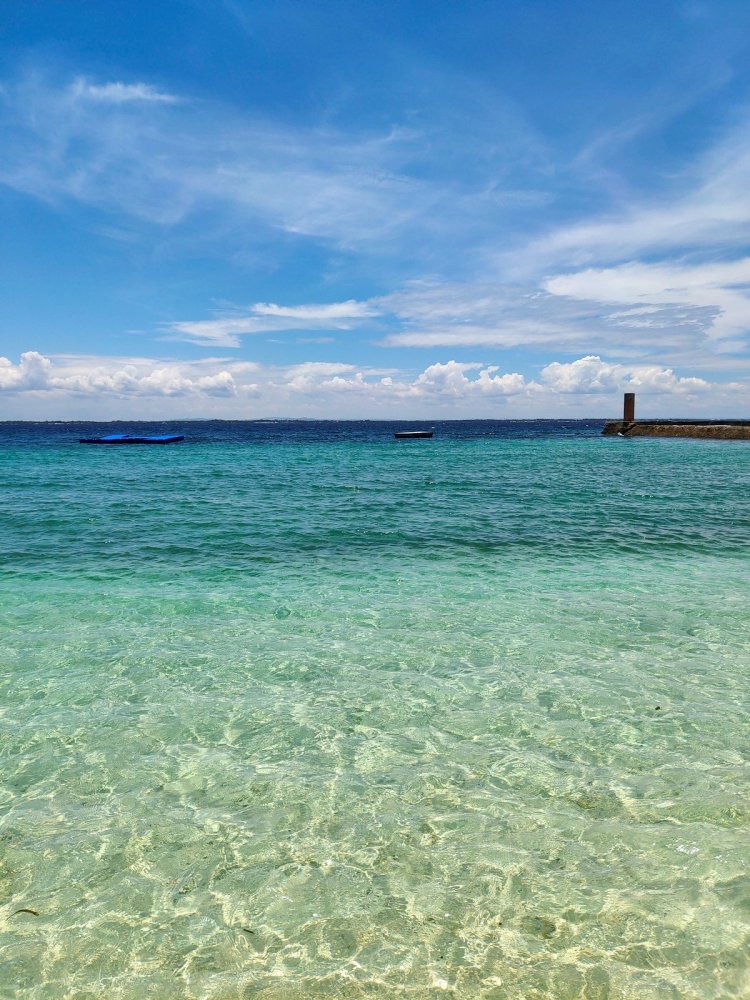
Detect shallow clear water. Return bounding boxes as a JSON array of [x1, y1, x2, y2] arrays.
[[1, 421, 749, 998]]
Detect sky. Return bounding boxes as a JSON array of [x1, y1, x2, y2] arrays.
[[2, 0, 750, 419]]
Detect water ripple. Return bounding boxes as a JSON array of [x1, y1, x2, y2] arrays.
[[1, 424, 749, 997]]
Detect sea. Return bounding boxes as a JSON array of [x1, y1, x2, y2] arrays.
[[1, 420, 748, 999]]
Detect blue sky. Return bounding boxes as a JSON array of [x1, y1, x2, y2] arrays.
[[2, 0, 750, 417]]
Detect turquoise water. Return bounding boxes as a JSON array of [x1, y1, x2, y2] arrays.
[[1, 421, 749, 999]]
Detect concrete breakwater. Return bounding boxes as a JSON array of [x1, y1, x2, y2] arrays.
[[602, 419, 750, 439], [602, 393, 750, 439]]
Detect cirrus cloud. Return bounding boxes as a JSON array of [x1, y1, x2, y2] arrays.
[[544, 258, 750, 350], [70, 78, 181, 104], [167, 299, 380, 347]]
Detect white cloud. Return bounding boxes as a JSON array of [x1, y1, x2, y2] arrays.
[[0, 64, 558, 264], [70, 78, 180, 104], [0, 351, 52, 390], [541, 355, 711, 395], [319, 372, 368, 392], [376, 282, 583, 349], [379, 320, 580, 349], [0, 353, 242, 399], [167, 299, 379, 347], [0, 70, 447, 244], [285, 362, 358, 392], [372, 249, 750, 358], [411, 361, 530, 397], [252, 301, 378, 321], [169, 258, 750, 364], [3, 66, 750, 389], [2, 352, 741, 420], [540, 356, 622, 394], [375, 277, 718, 357], [512, 115, 750, 272], [544, 258, 750, 348], [285, 362, 359, 378]]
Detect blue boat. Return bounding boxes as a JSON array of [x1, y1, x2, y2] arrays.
[[79, 434, 184, 445]]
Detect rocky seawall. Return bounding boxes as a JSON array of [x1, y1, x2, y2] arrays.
[[603, 421, 750, 439]]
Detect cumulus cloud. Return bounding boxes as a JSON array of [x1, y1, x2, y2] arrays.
[[3, 352, 740, 421], [411, 361, 529, 396], [541, 355, 711, 395], [0, 351, 52, 390], [267, 358, 533, 401], [0, 353, 240, 398], [285, 362, 359, 392]]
